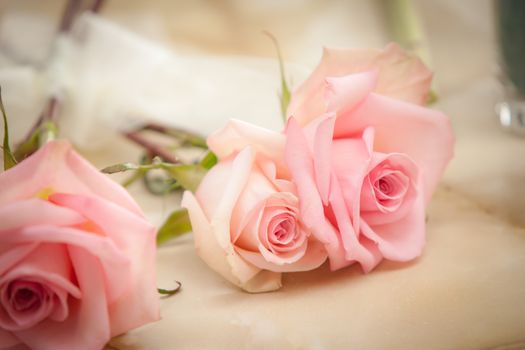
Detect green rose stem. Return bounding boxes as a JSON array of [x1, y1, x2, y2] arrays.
[[382, 0, 430, 63], [121, 123, 210, 190], [102, 156, 208, 193], [263, 31, 291, 121], [1, 87, 17, 170], [102, 148, 218, 244], [381, 0, 437, 104]]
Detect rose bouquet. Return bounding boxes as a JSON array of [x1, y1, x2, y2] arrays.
[[0, 6, 453, 347]]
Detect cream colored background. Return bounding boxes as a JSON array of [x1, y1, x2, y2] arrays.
[[1, 1, 524, 349]]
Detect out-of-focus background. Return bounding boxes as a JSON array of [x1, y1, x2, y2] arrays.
[[0, 0, 495, 95]]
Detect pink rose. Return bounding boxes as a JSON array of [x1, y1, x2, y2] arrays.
[[284, 44, 454, 271], [182, 120, 326, 292], [0, 141, 159, 350]]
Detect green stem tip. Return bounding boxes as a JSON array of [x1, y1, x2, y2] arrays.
[[158, 281, 182, 297], [0, 86, 18, 170]]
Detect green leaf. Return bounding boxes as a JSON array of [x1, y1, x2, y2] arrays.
[[158, 281, 182, 296], [200, 151, 218, 170], [157, 208, 192, 245], [13, 129, 40, 161], [163, 164, 207, 192], [0, 86, 17, 170], [263, 31, 291, 121]]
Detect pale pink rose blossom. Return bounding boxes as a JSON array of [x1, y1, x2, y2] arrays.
[[0, 140, 159, 350], [182, 120, 326, 293], [284, 44, 454, 272]]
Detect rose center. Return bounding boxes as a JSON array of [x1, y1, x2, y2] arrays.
[[13, 288, 40, 312], [272, 219, 295, 244], [372, 171, 409, 203], [377, 178, 391, 195], [8, 282, 43, 313]]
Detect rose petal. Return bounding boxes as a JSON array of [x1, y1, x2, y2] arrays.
[[0, 199, 85, 231], [324, 71, 378, 115], [285, 118, 338, 246], [334, 93, 454, 202], [236, 238, 327, 273], [313, 116, 336, 205], [195, 147, 255, 251], [207, 119, 288, 177], [48, 193, 159, 333], [0, 243, 39, 277], [330, 132, 373, 236], [287, 43, 432, 126], [234, 200, 265, 250], [257, 240, 307, 266], [328, 173, 382, 272], [0, 140, 143, 216], [230, 165, 278, 245], [288, 68, 377, 127], [360, 190, 426, 261]]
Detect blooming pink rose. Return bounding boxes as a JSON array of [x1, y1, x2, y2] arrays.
[[284, 44, 454, 272], [182, 120, 326, 293], [0, 141, 159, 350]]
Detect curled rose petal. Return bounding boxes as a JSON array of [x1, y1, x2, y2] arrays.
[[207, 119, 288, 177], [287, 43, 433, 126], [0, 199, 85, 232], [0, 140, 142, 215]]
